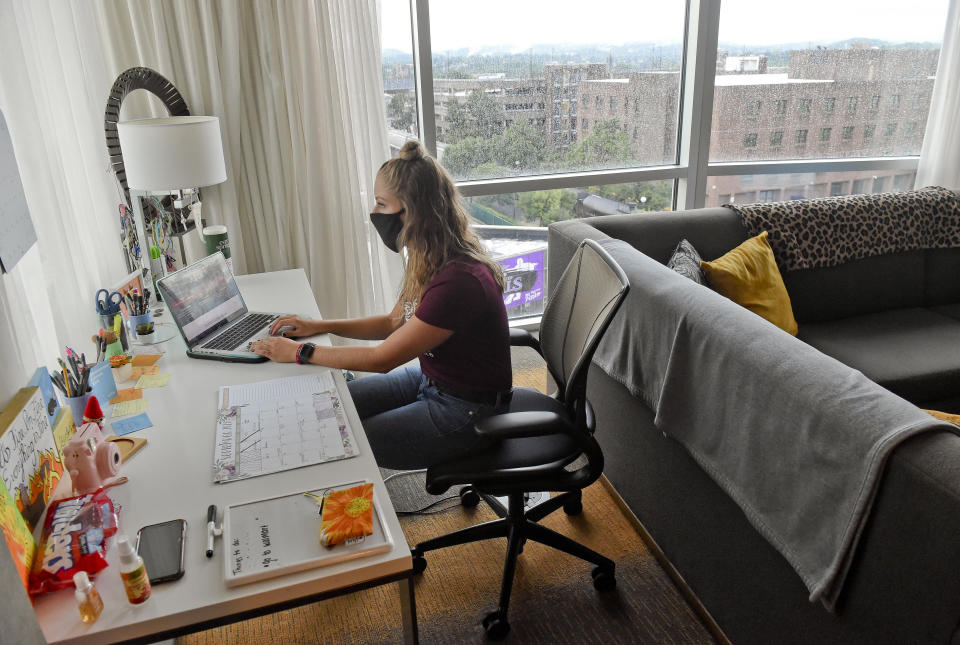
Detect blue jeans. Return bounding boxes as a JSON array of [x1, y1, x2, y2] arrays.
[[348, 365, 496, 470]]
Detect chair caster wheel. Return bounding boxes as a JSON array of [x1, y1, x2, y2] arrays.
[[411, 550, 427, 575], [459, 486, 481, 508], [591, 565, 616, 591], [482, 609, 510, 640], [563, 497, 583, 515]]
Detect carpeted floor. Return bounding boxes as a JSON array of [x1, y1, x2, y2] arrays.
[[177, 346, 718, 644]]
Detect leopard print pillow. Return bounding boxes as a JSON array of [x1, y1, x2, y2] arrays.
[[723, 186, 960, 271]]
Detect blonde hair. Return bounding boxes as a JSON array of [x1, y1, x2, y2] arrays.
[[378, 140, 504, 304]]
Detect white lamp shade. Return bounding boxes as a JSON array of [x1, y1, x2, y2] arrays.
[[117, 116, 227, 190]]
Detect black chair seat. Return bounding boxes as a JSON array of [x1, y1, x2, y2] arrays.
[[426, 387, 580, 496]]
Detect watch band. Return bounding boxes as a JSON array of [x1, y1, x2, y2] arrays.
[[296, 342, 316, 365]]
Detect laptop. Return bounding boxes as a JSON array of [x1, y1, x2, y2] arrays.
[[157, 252, 282, 363]]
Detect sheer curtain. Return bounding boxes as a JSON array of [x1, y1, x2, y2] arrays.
[[94, 0, 403, 319], [916, 0, 960, 190], [0, 0, 400, 402]]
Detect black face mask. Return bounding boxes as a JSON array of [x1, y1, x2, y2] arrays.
[[370, 208, 405, 253]]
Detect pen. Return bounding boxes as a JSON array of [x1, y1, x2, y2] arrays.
[[206, 505, 218, 557]]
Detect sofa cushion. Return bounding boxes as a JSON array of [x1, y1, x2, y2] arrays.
[[666, 239, 706, 285], [799, 307, 960, 404], [924, 247, 960, 306], [783, 250, 926, 324], [701, 232, 798, 335]]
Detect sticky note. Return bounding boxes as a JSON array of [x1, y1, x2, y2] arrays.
[[110, 388, 142, 404], [135, 373, 170, 389], [111, 398, 149, 418], [129, 365, 160, 380], [131, 354, 162, 367], [111, 413, 153, 436], [51, 408, 75, 456], [88, 360, 118, 405]]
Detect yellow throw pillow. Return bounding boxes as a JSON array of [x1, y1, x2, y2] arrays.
[[923, 409, 960, 427], [701, 231, 799, 335]]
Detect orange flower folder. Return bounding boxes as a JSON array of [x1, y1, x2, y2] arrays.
[[319, 483, 374, 547]]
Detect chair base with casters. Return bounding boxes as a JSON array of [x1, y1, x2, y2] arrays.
[[412, 485, 615, 639], [411, 239, 630, 640]]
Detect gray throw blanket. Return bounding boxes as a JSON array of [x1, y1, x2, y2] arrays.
[[723, 185, 960, 271], [592, 239, 959, 610]]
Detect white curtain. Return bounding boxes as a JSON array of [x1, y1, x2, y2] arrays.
[[916, 0, 960, 190], [0, 0, 400, 403]]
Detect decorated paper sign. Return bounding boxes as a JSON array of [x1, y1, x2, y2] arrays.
[[0, 387, 64, 530]]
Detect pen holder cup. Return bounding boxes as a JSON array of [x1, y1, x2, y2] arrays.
[[105, 340, 124, 359], [130, 312, 154, 340], [63, 388, 92, 427], [99, 312, 129, 351]]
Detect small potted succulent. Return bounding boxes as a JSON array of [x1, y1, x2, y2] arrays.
[[136, 321, 155, 343]]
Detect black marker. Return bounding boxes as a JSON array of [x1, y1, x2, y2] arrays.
[[206, 505, 219, 557]]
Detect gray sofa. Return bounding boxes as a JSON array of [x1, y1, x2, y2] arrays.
[[549, 206, 960, 645]]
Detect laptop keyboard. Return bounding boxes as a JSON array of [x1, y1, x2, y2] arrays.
[[201, 313, 278, 351]]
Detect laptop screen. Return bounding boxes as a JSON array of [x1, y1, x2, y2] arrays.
[[158, 252, 247, 346]]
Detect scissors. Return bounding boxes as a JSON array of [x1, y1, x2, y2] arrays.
[[95, 289, 123, 315]]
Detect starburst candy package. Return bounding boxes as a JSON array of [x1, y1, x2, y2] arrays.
[[29, 489, 119, 596], [318, 483, 374, 547]]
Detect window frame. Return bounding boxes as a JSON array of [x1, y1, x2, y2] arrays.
[[406, 0, 924, 222]]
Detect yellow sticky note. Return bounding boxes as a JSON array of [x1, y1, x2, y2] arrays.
[[111, 398, 149, 417], [131, 354, 162, 367], [110, 388, 143, 404], [129, 365, 160, 380], [135, 373, 170, 389], [51, 408, 76, 456]]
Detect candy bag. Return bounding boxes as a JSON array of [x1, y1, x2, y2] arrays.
[[29, 489, 119, 596], [318, 483, 374, 547]]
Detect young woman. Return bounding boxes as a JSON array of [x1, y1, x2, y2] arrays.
[[250, 140, 512, 470]]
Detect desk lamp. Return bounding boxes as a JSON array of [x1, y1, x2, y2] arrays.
[[117, 116, 227, 302]]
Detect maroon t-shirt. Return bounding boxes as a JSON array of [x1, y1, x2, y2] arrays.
[[415, 259, 511, 393]]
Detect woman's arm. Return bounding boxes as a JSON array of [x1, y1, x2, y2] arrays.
[[251, 314, 452, 373], [270, 300, 406, 341]]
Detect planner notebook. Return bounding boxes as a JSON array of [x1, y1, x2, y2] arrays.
[[213, 371, 358, 483]]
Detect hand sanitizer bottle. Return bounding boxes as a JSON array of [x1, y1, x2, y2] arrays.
[[73, 571, 103, 623], [117, 534, 152, 604]]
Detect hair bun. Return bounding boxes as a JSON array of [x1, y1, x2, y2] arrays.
[[399, 140, 425, 161]]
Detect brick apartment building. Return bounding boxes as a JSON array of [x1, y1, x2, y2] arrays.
[[398, 46, 937, 209]]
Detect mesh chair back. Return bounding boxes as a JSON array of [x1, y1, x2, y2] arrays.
[[539, 240, 629, 415]]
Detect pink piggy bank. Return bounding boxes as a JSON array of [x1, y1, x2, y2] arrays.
[[64, 423, 126, 495]]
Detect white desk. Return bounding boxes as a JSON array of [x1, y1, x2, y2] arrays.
[[33, 269, 416, 644]]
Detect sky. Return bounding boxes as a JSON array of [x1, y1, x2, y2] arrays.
[[380, 0, 949, 53]]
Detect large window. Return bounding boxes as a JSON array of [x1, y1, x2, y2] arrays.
[[381, 1, 419, 154], [424, 0, 685, 181], [383, 0, 949, 321]]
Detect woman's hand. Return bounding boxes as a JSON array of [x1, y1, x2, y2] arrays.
[[250, 337, 300, 363], [269, 315, 318, 338]]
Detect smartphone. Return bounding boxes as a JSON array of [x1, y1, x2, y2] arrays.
[[136, 519, 187, 584]]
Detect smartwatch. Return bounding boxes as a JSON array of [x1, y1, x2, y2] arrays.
[[296, 342, 316, 365]]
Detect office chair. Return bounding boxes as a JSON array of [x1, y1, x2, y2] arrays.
[[411, 238, 630, 640]]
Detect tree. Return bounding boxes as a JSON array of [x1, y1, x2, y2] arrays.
[[445, 89, 506, 144], [566, 119, 632, 168], [518, 190, 561, 225], [516, 189, 578, 225], [496, 120, 550, 173], [588, 179, 673, 212], [440, 136, 498, 178], [388, 93, 414, 132]]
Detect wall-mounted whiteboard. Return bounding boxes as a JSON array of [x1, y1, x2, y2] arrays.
[[0, 109, 36, 273], [222, 480, 393, 587]]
